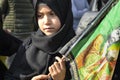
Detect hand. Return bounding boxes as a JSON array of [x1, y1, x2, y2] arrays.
[[31, 74, 50, 80], [49, 56, 66, 80]]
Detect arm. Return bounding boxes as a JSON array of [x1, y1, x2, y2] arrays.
[[31, 56, 66, 80], [31, 74, 50, 80], [0, 29, 22, 56]]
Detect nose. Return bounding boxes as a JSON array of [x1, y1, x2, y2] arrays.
[[44, 15, 50, 24]]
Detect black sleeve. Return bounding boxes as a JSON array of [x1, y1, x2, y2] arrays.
[[0, 29, 22, 56]]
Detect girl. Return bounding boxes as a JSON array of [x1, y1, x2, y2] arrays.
[[4, 0, 75, 80]]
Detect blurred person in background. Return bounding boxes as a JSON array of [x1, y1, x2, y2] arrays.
[[72, 0, 90, 31], [0, 0, 36, 68]]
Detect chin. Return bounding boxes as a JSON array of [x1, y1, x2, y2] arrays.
[[45, 33, 54, 36]]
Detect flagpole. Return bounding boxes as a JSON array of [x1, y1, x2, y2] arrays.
[[59, 0, 116, 56]]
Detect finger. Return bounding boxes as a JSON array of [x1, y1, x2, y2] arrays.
[[62, 56, 66, 61], [55, 56, 66, 69], [48, 73, 51, 76], [55, 56, 66, 62], [53, 62, 61, 72], [49, 66, 53, 74], [49, 64, 57, 74], [31, 75, 49, 80], [55, 56, 62, 62]]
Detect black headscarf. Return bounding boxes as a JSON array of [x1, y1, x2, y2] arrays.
[[32, 0, 75, 53]]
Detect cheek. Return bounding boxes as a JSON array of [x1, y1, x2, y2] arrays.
[[38, 20, 43, 30], [56, 22, 61, 30], [54, 18, 61, 30]]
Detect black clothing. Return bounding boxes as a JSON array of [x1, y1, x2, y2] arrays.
[[0, 29, 21, 80], [0, 8, 1, 18], [4, 0, 75, 80], [0, 29, 22, 56], [0, 60, 7, 80]]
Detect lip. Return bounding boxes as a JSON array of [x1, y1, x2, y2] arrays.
[[44, 28, 54, 32]]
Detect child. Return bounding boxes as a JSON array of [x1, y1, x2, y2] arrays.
[[4, 0, 75, 80]]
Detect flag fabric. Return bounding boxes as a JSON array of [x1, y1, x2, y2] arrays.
[[68, 0, 120, 80]]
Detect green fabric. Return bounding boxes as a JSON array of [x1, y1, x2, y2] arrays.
[[71, 0, 120, 80]]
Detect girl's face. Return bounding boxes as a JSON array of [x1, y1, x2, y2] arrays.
[[37, 4, 61, 36]]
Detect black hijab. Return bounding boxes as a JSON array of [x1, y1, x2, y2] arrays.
[[32, 0, 75, 53]]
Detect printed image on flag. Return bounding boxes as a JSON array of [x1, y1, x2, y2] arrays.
[[65, 0, 120, 80]]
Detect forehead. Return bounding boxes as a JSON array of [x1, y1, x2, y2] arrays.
[[37, 3, 52, 12]]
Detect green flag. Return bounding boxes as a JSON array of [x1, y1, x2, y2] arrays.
[[67, 0, 120, 80]]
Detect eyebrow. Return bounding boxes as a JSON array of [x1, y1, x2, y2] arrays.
[[37, 10, 54, 14]]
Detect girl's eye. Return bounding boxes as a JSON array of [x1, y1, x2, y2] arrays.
[[37, 14, 43, 18], [50, 12, 56, 16]]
